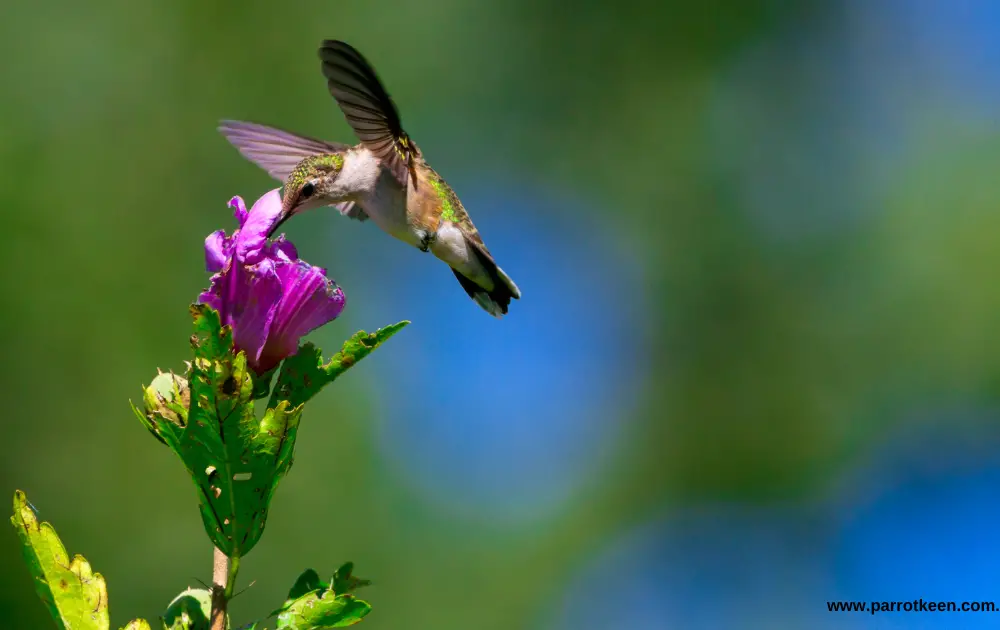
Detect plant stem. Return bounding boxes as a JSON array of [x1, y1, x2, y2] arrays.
[[210, 547, 240, 630], [226, 553, 241, 599]]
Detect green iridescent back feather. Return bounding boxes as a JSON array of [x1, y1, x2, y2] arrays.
[[425, 168, 487, 251], [427, 169, 462, 224]]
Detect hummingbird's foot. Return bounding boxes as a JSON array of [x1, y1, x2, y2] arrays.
[[418, 230, 438, 253]]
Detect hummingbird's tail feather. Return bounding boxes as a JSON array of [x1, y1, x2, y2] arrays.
[[452, 270, 507, 317], [452, 233, 521, 317], [451, 249, 521, 318]]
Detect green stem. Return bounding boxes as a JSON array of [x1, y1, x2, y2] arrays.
[[225, 554, 241, 599]]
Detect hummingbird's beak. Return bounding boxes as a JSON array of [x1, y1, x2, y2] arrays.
[[269, 190, 295, 238], [268, 209, 291, 239]]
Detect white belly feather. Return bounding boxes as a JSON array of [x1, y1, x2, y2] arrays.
[[340, 149, 419, 246]]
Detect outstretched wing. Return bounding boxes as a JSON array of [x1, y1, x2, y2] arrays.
[[217, 120, 366, 221], [218, 120, 349, 180], [318, 40, 419, 188]]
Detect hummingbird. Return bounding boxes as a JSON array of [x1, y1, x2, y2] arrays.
[[218, 40, 521, 317]]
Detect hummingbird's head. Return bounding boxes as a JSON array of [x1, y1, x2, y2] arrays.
[[271, 153, 347, 236]]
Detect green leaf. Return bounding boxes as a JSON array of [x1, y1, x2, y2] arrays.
[[10, 490, 110, 630], [163, 587, 214, 630], [275, 593, 370, 629], [252, 366, 277, 400], [332, 563, 371, 595], [266, 565, 371, 629], [286, 569, 323, 602], [133, 305, 302, 557], [120, 620, 154, 630], [267, 321, 410, 410], [132, 308, 406, 558]]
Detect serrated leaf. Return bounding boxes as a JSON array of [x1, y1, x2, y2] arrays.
[[10, 490, 109, 630], [163, 587, 214, 630], [267, 321, 409, 410], [135, 305, 302, 557], [252, 366, 277, 400], [135, 308, 407, 558], [275, 593, 371, 629], [120, 620, 153, 630]]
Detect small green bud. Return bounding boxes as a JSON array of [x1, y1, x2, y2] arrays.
[[138, 372, 190, 444], [163, 587, 217, 630]]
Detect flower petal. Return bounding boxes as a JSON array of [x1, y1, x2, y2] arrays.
[[198, 285, 222, 313], [204, 230, 232, 272], [267, 236, 298, 263], [229, 196, 248, 224], [236, 188, 284, 265], [257, 261, 346, 369], [229, 259, 282, 370]]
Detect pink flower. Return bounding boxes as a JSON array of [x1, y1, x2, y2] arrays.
[[198, 189, 345, 374]]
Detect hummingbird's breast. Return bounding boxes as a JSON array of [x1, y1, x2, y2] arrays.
[[348, 150, 420, 246]]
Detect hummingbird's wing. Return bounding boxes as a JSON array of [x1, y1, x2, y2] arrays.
[[318, 40, 419, 188], [218, 120, 349, 180], [217, 120, 367, 221]]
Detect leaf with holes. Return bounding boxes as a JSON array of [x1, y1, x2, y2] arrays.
[[131, 307, 406, 559], [131, 304, 302, 558], [10, 490, 109, 630]]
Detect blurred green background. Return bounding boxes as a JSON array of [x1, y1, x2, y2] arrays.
[[5, 0, 1000, 628]]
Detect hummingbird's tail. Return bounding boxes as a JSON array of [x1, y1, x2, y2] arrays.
[[452, 259, 521, 318]]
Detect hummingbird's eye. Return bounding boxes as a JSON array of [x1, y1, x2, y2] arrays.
[[300, 182, 316, 199]]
